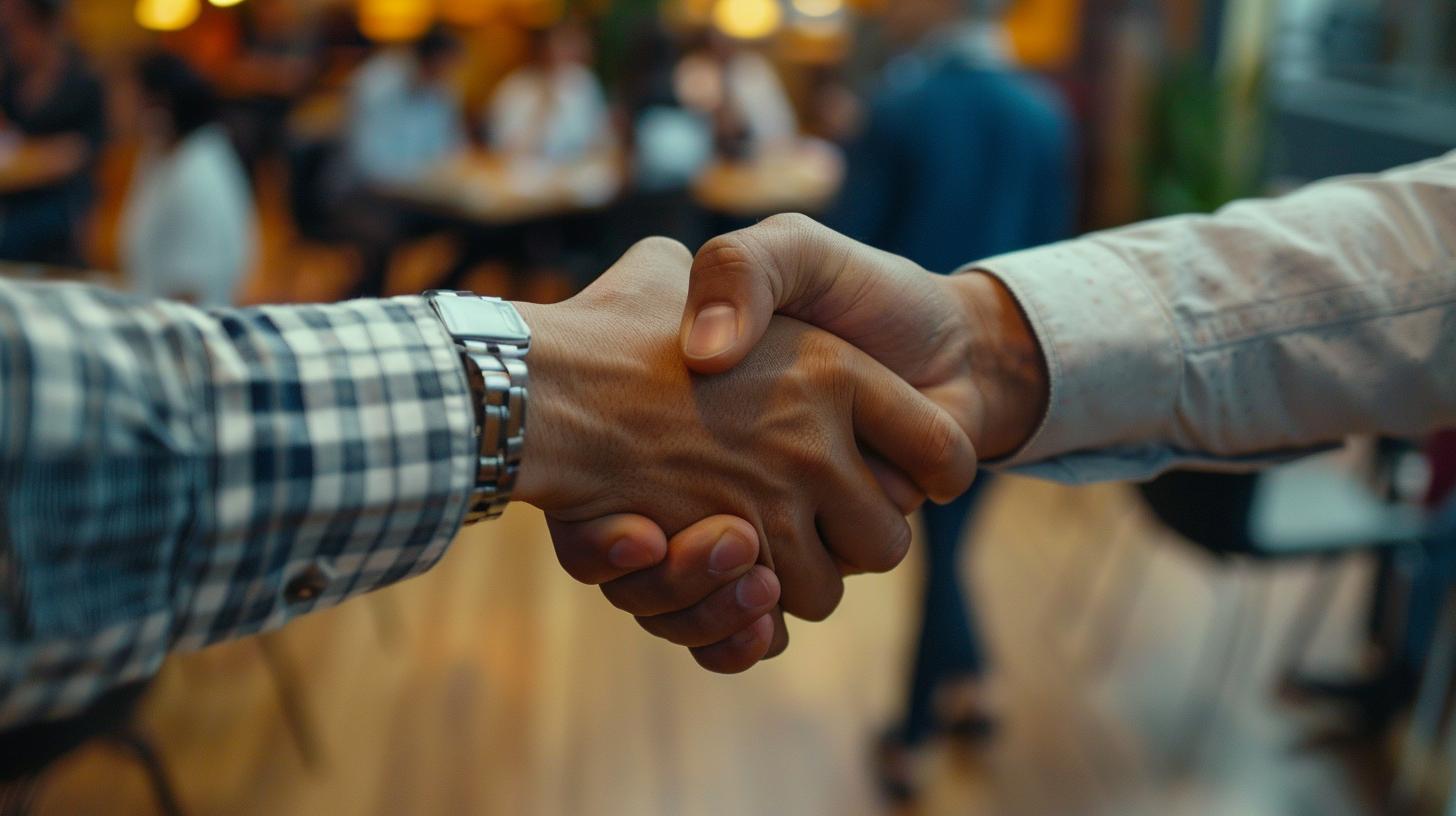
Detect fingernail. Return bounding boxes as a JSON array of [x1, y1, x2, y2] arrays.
[[608, 537, 658, 570], [684, 303, 738, 359], [707, 528, 755, 575], [735, 569, 778, 609]]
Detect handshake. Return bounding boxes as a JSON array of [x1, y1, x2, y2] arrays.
[[509, 214, 1049, 672]]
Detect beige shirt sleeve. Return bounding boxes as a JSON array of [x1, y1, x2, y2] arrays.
[[973, 150, 1456, 483]]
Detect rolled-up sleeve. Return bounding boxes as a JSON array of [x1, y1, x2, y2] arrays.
[[0, 282, 475, 726], [974, 150, 1456, 483]]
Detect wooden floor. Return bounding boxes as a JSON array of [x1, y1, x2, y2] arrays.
[[27, 477, 1391, 816]]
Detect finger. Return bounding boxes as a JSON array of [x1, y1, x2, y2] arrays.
[[547, 514, 668, 585], [848, 346, 978, 503], [771, 518, 844, 622], [636, 566, 780, 647], [690, 614, 776, 673], [765, 607, 789, 658], [867, 456, 925, 516], [681, 213, 841, 374], [601, 516, 760, 616], [816, 459, 913, 575]]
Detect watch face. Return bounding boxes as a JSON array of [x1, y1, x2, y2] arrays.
[[433, 296, 531, 344]]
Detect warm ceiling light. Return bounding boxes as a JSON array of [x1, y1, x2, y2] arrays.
[[358, 0, 435, 42], [209, 0, 247, 7], [440, 0, 496, 25], [790, 0, 839, 17], [712, 0, 782, 40], [135, 0, 201, 31], [510, 0, 564, 28]]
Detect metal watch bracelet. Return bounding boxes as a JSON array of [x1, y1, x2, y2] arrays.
[[427, 291, 530, 525], [459, 348, 528, 523]]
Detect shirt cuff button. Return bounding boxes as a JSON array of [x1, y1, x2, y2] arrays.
[[284, 564, 330, 604]]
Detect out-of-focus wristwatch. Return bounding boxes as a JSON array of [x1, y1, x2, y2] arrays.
[[425, 290, 531, 524]]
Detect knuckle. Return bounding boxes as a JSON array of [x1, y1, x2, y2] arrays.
[[875, 518, 913, 572], [551, 543, 600, 585], [633, 235, 692, 265], [918, 411, 969, 485], [693, 234, 757, 283], [783, 576, 844, 622], [761, 211, 817, 237]]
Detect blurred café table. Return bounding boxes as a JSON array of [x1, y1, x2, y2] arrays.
[[287, 91, 348, 143], [691, 138, 844, 220], [382, 150, 624, 227], [0, 260, 116, 288], [0, 133, 84, 196]]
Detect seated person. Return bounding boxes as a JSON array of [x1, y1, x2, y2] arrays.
[[674, 30, 796, 159], [121, 53, 256, 307], [342, 26, 466, 297], [487, 20, 614, 164], [0, 0, 105, 265], [345, 25, 465, 188]]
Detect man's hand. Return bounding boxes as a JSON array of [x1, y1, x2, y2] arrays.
[[680, 213, 1048, 459], [516, 237, 977, 663]]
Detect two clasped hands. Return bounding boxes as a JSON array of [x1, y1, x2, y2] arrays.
[[507, 214, 1051, 672]]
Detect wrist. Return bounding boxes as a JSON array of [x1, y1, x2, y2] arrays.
[[509, 301, 570, 508], [509, 300, 618, 515], [948, 270, 1049, 460]]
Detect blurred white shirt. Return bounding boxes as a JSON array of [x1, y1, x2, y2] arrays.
[[488, 63, 613, 162], [121, 124, 255, 307], [676, 50, 797, 154], [347, 50, 465, 186]]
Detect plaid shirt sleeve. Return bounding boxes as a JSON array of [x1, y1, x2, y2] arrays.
[[0, 280, 476, 727]]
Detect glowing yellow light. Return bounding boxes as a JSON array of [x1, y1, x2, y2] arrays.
[[209, 0, 246, 8], [358, 0, 435, 42], [790, 0, 839, 17], [509, 0, 564, 28], [135, 0, 201, 31], [441, 0, 496, 25], [711, 0, 782, 40]]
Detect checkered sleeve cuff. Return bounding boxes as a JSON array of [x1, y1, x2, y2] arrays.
[[0, 284, 475, 726]]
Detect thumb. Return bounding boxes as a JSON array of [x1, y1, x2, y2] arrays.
[[680, 213, 849, 375]]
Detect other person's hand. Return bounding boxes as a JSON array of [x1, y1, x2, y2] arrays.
[[680, 213, 1048, 458], [514, 237, 976, 663]]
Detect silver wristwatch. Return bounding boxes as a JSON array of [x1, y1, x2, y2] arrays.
[[425, 290, 531, 524]]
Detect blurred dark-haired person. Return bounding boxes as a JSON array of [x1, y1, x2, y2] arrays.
[[121, 53, 256, 307], [488, 20, 614, 165], [343, 26, 466, 297], [823, 0, 1074, 799], [0, 0, 105, 265], [674, 30, 796, 160], [219, 0, 320, 179]]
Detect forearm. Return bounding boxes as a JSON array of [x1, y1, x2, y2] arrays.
[[969, 151, 1456, 482], [0, 282, 474, 725]]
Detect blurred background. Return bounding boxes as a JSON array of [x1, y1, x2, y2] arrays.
[[1, 0, 1455, 813]]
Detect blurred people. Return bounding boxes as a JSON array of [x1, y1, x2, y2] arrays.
[[121, 52, 256, 307], [675, 31, 797, 159], [346, 25, 465, 188], [615, 22, 712, 251], [0, 0, 104, 265], [487, 20, 614, 163], [818, 0, 1074, 798], [218, 0, 320, 180], [343, 25, 466, 297]]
